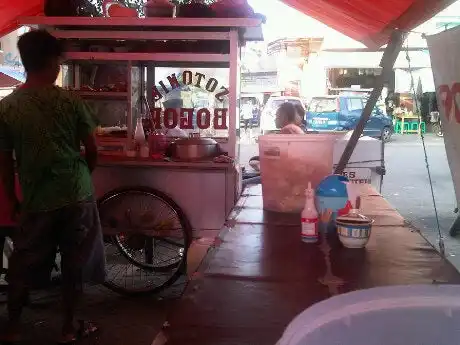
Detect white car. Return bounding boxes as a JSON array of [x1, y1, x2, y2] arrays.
[[259, 96, 305, 134]]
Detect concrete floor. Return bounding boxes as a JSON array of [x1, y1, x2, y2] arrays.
[[0, 239, 214, 345]]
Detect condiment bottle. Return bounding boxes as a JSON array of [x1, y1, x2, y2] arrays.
[[301, 182, 319, 243], [140, 142, 150, 158], [134, 117, 147, 150]]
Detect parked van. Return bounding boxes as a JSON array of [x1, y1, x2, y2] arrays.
[[306, 95, 393, 142]]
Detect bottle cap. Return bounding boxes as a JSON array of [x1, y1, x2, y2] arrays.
[[305, 181, 313, 197]]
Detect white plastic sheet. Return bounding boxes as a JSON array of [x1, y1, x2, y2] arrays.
[[427, 25, 460, 207]]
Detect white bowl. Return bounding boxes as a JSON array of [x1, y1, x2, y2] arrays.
[[336, 220, 373, 248]]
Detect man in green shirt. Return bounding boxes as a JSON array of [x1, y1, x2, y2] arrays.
[[0, 30, 104, 344]]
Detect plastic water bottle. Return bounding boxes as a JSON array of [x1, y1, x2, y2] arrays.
[[134, 117, 147, 150], [301, 182, 319, 243]]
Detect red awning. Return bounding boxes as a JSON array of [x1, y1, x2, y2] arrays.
[[0, 0, 43, 37], [0, 0, 456, 47], [281, 0, 456, 47]]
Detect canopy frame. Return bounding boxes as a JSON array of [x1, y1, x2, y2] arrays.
[[335, 30, 405, 174]]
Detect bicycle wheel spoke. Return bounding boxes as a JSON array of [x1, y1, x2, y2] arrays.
[[99, 188, 191, 295]]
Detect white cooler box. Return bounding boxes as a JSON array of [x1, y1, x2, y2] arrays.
[[333, 135, 384, 191]]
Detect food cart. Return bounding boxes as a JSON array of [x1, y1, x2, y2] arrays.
[[16, 15, 263, 295]]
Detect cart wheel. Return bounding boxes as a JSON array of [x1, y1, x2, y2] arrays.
[[98, 187, 192, 296]]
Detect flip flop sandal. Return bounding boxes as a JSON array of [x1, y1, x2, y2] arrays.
[[57, 320, 99, 345]]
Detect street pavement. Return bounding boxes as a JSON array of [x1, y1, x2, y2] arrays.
[[239, 130, 460, 269]]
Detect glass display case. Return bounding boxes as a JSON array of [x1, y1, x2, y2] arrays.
[[152, 67, 230, 139], [62, 61, 136, 136]]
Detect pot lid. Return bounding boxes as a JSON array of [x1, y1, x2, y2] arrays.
[[174, 137, 217, 145], [336, 211, 372, 225]]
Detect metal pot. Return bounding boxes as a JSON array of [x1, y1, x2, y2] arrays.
[[171, 137, 220, 161]]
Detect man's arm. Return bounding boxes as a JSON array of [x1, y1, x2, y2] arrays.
[[0, 151, 16, 203], [0, 119, 18, 208], [82, 133, 97, 173], [75, 99, 98, 173]]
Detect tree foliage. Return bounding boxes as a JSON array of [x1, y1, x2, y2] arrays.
[[88, 0, 145, 15], [88, 0, 217, 15]]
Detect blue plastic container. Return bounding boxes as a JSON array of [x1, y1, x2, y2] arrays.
[[315, 175, 349, 233]]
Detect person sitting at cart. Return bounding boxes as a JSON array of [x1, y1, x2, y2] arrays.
[[245, 102, 305, 182], [276, 102, 305, 134], [294, 103, 307, 132], [0, 30, 105, 344]]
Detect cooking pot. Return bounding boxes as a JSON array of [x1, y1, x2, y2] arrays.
[[170, 137, 220, 161]]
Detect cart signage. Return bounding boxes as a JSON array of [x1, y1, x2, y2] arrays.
[[151, 70, 229, 130], [437, 83, 460, 123], [342, 168, 372, 184], [427, 26, 460, 205]]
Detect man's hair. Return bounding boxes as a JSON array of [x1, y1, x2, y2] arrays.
[[294, 103, 305, 117], [17, 29, 63, 73], [277, 102, 298, 123]]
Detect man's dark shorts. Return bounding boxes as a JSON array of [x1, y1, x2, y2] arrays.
[[7, 196, 106, 289]]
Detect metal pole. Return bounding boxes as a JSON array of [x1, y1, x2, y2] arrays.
[[334, 30, 405, 174], [229, 29, 239, 160]]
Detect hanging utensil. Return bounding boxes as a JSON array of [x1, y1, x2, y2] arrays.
[[137, 95, 153, 135]]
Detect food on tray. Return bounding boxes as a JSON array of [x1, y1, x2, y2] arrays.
[[96, 126, 128, 138], [78, 82, 127, 93], [213, 155, 234, 164]]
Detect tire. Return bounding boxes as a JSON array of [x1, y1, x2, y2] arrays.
[[99, 186, 192, 296], [381, 126, 392, 143], [433, 123, 443, 137]]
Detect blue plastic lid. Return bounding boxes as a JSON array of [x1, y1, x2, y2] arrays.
[[315, 174, 348, 197]]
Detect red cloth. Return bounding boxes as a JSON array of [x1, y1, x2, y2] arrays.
[[280, 0, 455, 47], [280, 124, 304, 134], [0, 0, 43, 37], [0, 174, 21, 226]]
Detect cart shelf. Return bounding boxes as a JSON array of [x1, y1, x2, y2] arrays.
[[72, 91, 128, 99], [19, 16, 264, 42], [65, 52, 230, 64]]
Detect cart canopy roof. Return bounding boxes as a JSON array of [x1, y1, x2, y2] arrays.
[[0, 0, 456, 47]]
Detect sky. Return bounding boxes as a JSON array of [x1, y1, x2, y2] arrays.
[[247, 0, 460, 45]]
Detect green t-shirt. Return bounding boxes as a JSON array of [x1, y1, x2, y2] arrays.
[[0, 85, 97, 212]]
